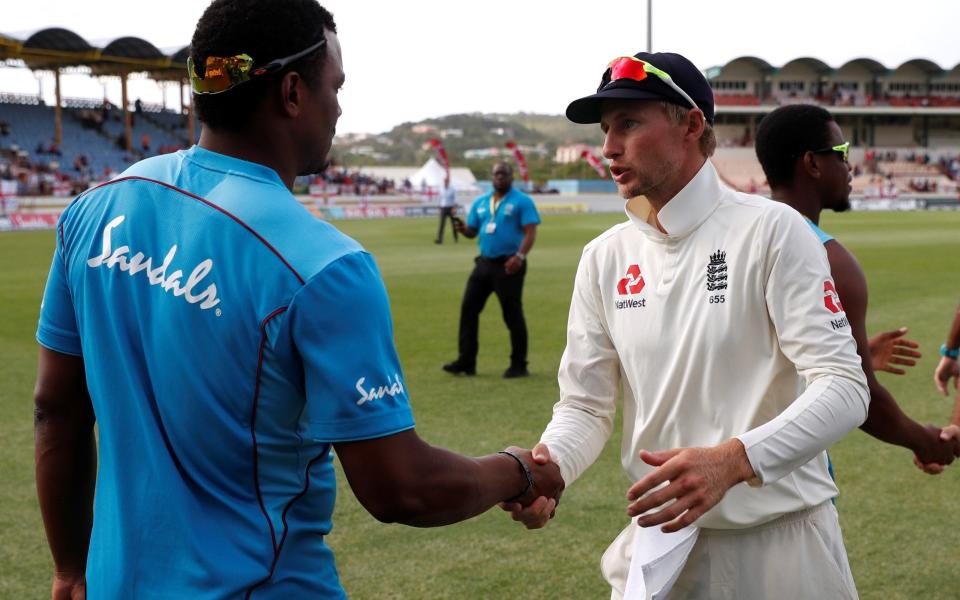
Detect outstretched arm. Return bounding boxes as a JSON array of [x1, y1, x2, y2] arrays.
[[335, 430, 562, 527], [502, 247, 620, 530], [934, 301, 960, 395], [826, 241, 959, 469], [868, 327, 921, 375], [35, 347, 96, 599]]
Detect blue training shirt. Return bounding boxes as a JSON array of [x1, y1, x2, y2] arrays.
[[37, 146, 415, 599], [805, 217, 835, 244], [466, 188, 540, 258]]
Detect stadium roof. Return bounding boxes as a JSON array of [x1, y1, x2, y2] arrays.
[[896, 58, 943, 75], [838, 58, 887, 74], [707, 56, 960, 78], [0, 27, 187, 79], [782, 57, 831, 74], [724, 56, 775, 73], [24, 28, 93, 54]]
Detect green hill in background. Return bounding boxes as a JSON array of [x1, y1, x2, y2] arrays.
[[332, 112, 606, 182]]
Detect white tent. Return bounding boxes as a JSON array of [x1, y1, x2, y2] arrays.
[[407, 158, 478, 193]]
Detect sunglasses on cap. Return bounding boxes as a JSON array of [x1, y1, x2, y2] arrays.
[[603, 56, 701, 113], [188, 38, 327, 95], [811, 141, 850, 162]]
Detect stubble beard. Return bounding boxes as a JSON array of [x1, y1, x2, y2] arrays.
[[618, 163, 673, 200]]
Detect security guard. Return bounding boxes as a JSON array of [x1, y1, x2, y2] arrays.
[[444, 161, 540, 378]]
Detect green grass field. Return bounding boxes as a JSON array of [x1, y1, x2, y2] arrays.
[[1, 210, 959, 598]]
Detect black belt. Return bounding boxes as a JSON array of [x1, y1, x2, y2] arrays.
[[476, 255, 513, 264]]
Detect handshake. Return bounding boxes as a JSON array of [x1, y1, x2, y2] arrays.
[[498, 443, 562, 529], [912, 424, 960, 474]]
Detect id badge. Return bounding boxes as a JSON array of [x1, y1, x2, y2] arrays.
[[485, 222, 497, 234]]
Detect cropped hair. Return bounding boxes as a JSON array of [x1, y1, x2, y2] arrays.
[[659, 102, 716, 158], [190, 0, 336, 131], [755, 104, 834, 188]]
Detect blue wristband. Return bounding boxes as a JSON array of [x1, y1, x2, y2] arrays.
[[941, 344, 959, 359]]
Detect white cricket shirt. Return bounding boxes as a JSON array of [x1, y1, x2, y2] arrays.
[[541, 160, 869, 529], [439, 185, 457, 208]]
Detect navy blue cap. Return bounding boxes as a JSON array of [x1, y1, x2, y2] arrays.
[[566, 51, 715, 125]]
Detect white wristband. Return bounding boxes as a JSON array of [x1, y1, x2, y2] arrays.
[[515, 252, 526, 261]]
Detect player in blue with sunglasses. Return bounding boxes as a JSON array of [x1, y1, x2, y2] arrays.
[[755, 103, 960, 475]]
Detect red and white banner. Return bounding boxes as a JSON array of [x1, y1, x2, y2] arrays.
[[6, 212, 60, 230], [504, 140, 529, 183], [580, 148, 608, 178], [429, 138, 451, 178], [343, 206, 408, 219]]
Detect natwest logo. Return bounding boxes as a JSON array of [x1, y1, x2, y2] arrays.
[[617, 264, 645, 295], [823, 280, 844, 314]]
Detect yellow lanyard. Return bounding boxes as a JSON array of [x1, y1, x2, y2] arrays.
[[489, 193, 506, 221]]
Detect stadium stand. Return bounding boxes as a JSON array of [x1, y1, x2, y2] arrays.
[[0, 94, 194, 193], [2, 33, 960, 202], [710, 148, 770, 194], [0, 27, 196, 196]]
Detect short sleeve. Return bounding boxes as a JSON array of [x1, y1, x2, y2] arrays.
[[287, 251, 415, 442], [519, 196, 541, 227], [36, 225, 82, 356], [466, 197, 482, 230]]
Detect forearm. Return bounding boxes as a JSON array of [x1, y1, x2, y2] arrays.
[[35, 414, 96, 576], [947, 305, 960, 349], [859, 383, 928, 451], [737, 374, 868, 484], [540, 405, 613, 485], [517, 229, 536, 256], [337, 433, 535, 528], [393, 448, 528, 527]]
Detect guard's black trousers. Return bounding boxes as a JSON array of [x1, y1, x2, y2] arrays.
[[436, 206, 459, 242], [457, 255, 527, 368]]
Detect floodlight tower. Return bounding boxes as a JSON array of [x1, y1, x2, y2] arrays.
[[647, 0, 652, 52]]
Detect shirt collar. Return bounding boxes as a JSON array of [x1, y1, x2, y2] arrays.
[[624, 160, 723, 239], [182, 145, 287, 189]]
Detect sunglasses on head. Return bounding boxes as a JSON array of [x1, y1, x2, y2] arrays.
[[603, 56, 700, 113], [811, 141, 850, 162], [188, 38, 327, 95]]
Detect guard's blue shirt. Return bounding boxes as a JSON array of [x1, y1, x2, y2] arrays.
[[805, 217, 835, 244], [466, 188, 540, 258], [37, 146, 415, 599]]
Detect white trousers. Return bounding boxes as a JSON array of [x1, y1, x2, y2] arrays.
[[604, 502, 858, 600]]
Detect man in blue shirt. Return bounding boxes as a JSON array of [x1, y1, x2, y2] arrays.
[[32, 2, 562, 598], [444, 161, 540, 378], [754, 103, 960, 474]]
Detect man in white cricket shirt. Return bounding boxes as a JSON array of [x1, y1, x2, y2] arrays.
[[435, 175, 459, 244], [501, 51, 869, 599]]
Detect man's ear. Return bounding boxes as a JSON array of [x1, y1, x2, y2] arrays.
[[278, 71, 304, 119], [801, 151, 821, 180], [685, 108, 705, 142]]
